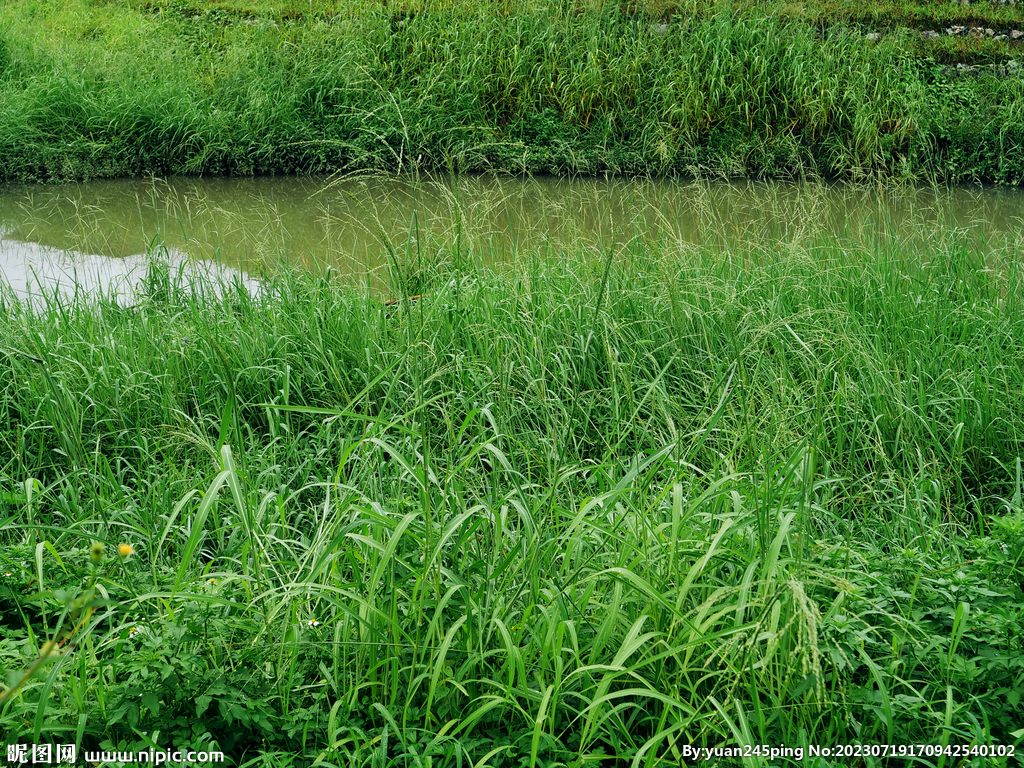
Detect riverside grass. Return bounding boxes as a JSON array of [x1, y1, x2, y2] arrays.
[[1, 227, 1023, 764], [1, 0, 1024, 184]]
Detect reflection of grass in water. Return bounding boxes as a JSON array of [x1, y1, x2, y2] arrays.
[[1, 227, 1022, 756], [12, 193, 140, 258], [2, 176, 1016, 290]]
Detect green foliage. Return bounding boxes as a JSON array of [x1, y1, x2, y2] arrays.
[[2, 231, 1024, 763], [0, 0, 1022, 182]]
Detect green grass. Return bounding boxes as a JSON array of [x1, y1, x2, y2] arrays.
[[0, 0, 1022, 183], [1, 215, 1022, 764]]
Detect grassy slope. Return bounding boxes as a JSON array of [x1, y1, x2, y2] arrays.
[[0, 0, 1022, 182], [1, 230, 1022, 763]]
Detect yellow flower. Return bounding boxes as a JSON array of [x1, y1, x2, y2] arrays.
[[117, 543, 135, 557]]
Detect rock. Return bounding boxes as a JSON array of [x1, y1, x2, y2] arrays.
[[921, 29, 940, 39], [1012, 30, 1024, 39], [866, 32, 881, 40], [648, 23, 669, 36]]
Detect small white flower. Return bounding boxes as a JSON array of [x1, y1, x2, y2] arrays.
[[307, 619, 320, 627]]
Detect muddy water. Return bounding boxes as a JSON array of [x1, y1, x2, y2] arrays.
[[1, 174, 1022, 300]]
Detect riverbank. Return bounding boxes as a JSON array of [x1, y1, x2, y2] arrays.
[[1, 234, 1022, 761], [1, 0, 1023, 183]]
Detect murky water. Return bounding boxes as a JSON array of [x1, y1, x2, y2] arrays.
[[1, 173, 1022, 301]]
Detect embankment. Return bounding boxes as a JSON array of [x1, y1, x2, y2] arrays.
[[1, 0, 1022, 182]]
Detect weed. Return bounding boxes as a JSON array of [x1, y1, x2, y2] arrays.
[[1, 225, 1022, 762]]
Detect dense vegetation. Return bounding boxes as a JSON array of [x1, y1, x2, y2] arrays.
[[1, 221, 1022, 764], [0, 0, 1023, 183]]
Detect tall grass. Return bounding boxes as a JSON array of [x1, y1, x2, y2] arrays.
[[0, 0, 1022, 183], [1, 223, 1022, 764]]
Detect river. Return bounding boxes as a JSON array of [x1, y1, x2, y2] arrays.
[[1, 174, 1021, 302]]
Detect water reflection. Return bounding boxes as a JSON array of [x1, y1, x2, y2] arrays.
[[1, 174, 1022, 298], [0, 235, 260, 305]]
